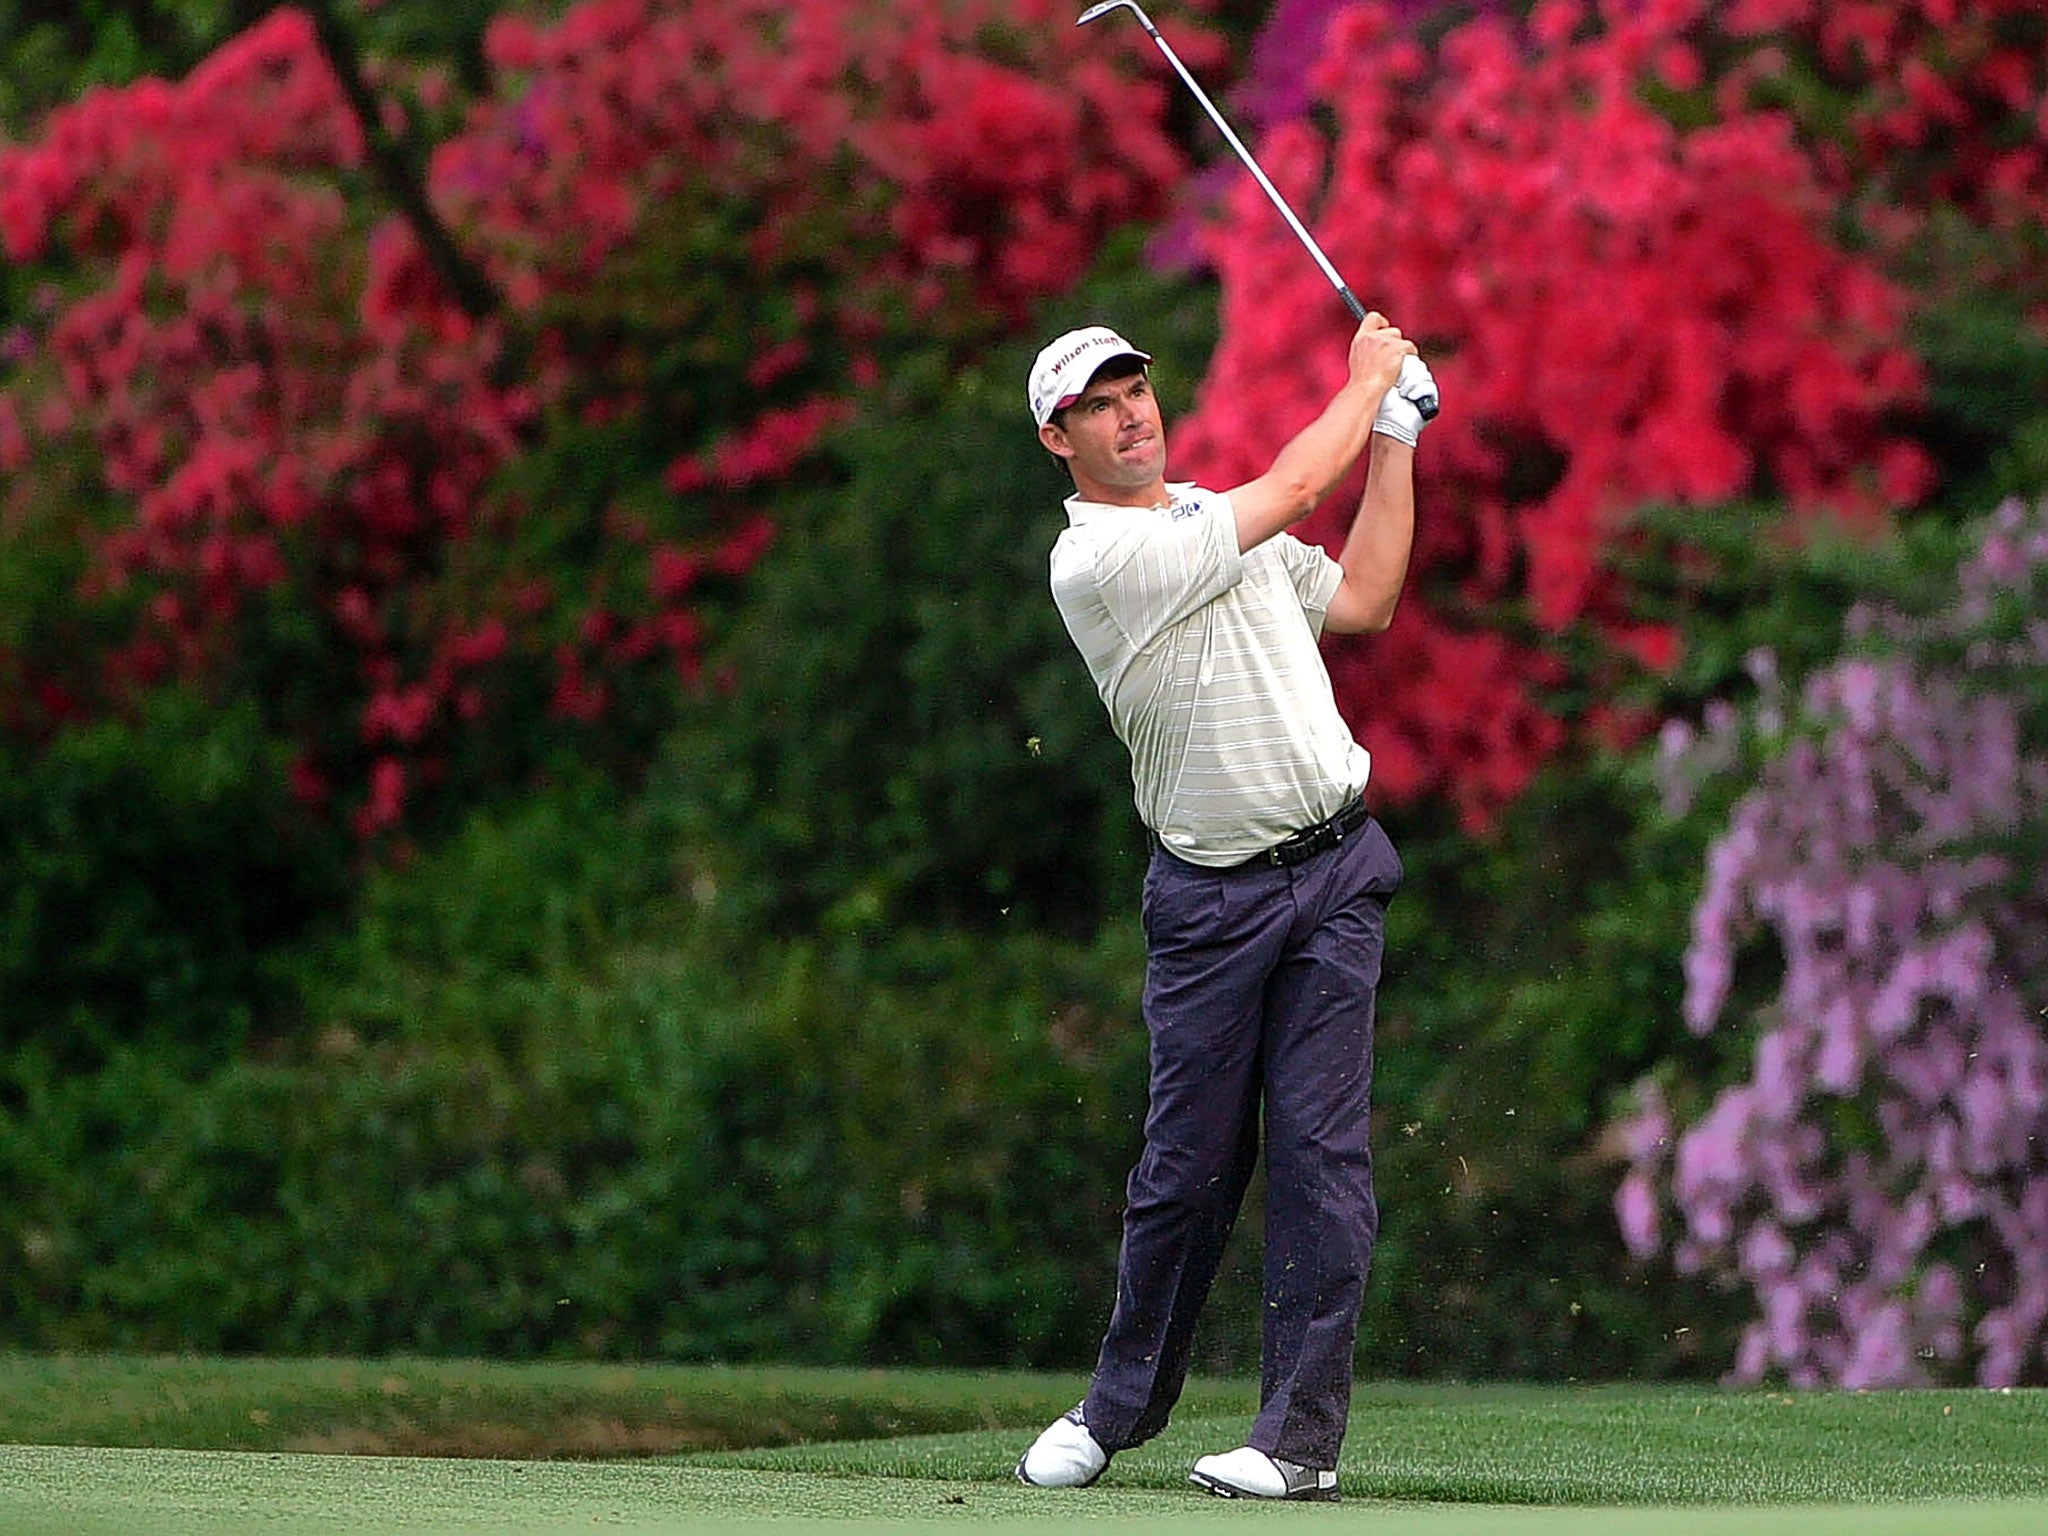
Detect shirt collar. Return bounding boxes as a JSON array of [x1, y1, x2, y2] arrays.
[[1064, 482, 1197, 526]]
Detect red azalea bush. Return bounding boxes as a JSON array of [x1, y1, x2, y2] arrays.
[[434, 0, 1199, 331], [1718, 0, 2048, 305], [0, 0, 1195, 839], [1173, 0, 1935, 829]]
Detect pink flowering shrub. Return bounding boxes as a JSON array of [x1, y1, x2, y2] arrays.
[[1617, 497, 2048, 1387], [1176, 0, 1932, 831], [0, 0, 1192, 841]]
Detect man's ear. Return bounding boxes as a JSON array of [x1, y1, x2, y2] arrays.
[[1038, 421, 1074, 461]]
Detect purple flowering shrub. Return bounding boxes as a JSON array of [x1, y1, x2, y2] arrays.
[[1616, 498, 2048, 1387]]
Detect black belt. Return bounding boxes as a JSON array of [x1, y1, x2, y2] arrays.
[[1252, 797, 1371, 867], [1155, 798, 1373, 870]]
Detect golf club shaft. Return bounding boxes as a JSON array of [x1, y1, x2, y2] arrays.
[[1085, 2, 1367, 322]]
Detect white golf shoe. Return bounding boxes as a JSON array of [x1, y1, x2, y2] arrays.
[[1015, 1404, 1109, 1488], [1188, 1445, 1339, 1501]]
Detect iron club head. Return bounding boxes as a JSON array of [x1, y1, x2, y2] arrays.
[[1076, 1, 1147, 29]]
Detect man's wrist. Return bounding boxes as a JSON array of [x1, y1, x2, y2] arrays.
[[1329, 371, 1385, 409]]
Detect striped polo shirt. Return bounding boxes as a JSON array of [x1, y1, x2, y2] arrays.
[[1049, 482, 1371, 867]]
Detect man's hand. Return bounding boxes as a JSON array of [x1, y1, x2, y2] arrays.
[[1227, 313, 1419, 553], [1346, 314, 1417, 402], [1372, 357, 1439, 448]]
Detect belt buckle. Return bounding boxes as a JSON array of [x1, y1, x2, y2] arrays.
[[1262, 800, 1361, 869]]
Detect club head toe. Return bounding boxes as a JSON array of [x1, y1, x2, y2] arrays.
[[1076, 1, 1135, 26]]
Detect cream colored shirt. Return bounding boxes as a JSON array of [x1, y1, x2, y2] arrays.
[[1049, 482, 1371, 866]]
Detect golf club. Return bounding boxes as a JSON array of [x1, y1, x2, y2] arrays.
[[1077, 0, 1437, 419]]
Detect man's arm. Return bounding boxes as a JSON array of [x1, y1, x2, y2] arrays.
[[1321, 434, 1415, 635], [1227, 315, 1414, 554]]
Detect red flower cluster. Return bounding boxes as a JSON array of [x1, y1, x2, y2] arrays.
[[0, 1, 1192, 839], [1720, 0, 2048, 310], [436, 0, 1192, 330], [1175, 0, 1933, 829], [1, 10, 530, 836]]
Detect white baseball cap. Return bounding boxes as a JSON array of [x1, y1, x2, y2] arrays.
[[1027, 326, 1152, 428]]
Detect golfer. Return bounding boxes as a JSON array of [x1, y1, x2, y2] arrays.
[[1015, 316, 1435, 1502]]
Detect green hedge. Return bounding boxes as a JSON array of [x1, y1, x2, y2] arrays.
[[0, 689, 344, 1073], [0, 766, 1730, 1378], [1, 908, 1152, 1364]]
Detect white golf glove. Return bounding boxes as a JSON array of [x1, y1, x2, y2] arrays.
[[1373, 355, 1439, 447]]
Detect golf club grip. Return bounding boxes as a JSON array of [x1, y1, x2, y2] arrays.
[[1401, 354, 1441, 421], [1338, 287, 1366, 322]]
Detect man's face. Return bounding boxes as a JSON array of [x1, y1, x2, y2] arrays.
[[1039, 366, 1165, 500]]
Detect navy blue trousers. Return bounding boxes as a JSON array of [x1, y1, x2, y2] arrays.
[[1082, 813, 1400, 1470]]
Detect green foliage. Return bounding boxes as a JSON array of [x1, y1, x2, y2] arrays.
[[2, 790, 1151, 1360], [299, 770, 690, 1058], [664, 246, 1217, 937], [0, 689, 344, 1074], [0, 496, 1919, 1378], [0, 1, 219, 131], [347, 0, 512, 94], [1605, 501, 1953, 715], [1910, 266, 2048, 510], [1354, 778, 1746, 1380], [0, 482, 1982, 1377], [0, 2, 514, 133]]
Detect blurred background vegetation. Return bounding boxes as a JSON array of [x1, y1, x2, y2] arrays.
[[2, 0, 2045, 1384]]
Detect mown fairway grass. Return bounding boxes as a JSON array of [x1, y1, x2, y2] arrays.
[[2, 1358, 2045, 1535]]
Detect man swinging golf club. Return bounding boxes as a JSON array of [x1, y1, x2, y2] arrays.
[[1014, 314, 1437, 1502]]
